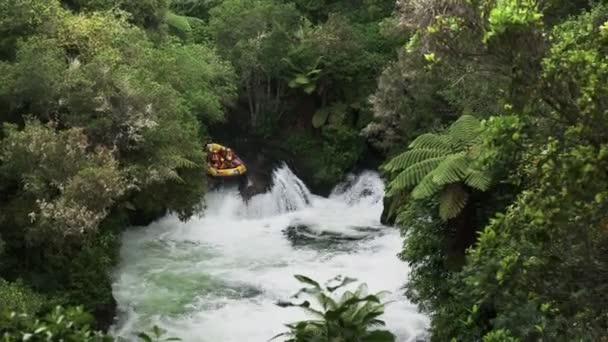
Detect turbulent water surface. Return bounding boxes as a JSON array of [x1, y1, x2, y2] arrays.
[[111, 165, 429, 341]]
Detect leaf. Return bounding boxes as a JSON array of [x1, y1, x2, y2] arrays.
[[294, 275, 321, 289], [408, 133, 453, 151], [327, 103, 347, 125], [431, 153, 468, 186], [464, 169, 492, 191], [153, 325, 164, 337], [361, 311, 385, 325], [137, 333, 153, 342], [448, 115, 482, 145], [164, 11, 192, 32], [312, 109, 330, 128], [326, 276, 357, 292], [303, 84, 316, 94], [383, 148, 447, 172], [269, 332, 291, 341], [387, 157, 445, 196], [294, 75, 310, 85], [410, 171, 442, 199], [307, 68, 322, 77]]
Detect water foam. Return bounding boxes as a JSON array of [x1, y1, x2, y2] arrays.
[[111, 165, 429, 341]]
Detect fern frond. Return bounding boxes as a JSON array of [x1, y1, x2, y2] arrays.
[[384, 148, 447, 172], [449, 115, 481, 139], [464, 169, 492, 191], [438, 184, 469, 221], [431, 153, 468, 186], [408, 133, 453, 151], [411, 171, 442, 199], [449, 115, 482, 147], [163, 169, 185, 183], [172, 156, 199, 169], [387, 157, 444, 195]]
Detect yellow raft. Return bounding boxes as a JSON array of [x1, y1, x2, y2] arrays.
[[206, 143, 247, 178]]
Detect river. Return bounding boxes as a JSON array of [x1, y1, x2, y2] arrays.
[[111, 165, 429, 341]]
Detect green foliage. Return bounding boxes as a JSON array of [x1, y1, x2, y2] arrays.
[[482, 329, 519, 342], [542, 2, 608, 142], [384, 115, 490, 220], [485, 0, 544, 42], [0, 120, 126, 243], [311, 102, 348, 128], [444, 138, 608, 341], [0, 0, 236, 326], [285, 56, 322, 95], [387, 2, 608, 341], [397, 199, 451, 312], [0, 36, 65, 115], [274, 275, 395, 342], [0, 306, 112, 341], [207, 0, 301, 131], [287, 126, 364, 189], [0, 279, 45, 315], [119, 0, 170, 29], [142, 39, 237, 123], [0, 305, 179, 341]]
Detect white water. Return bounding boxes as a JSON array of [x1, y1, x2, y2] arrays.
[[111, 165, 429, 341]]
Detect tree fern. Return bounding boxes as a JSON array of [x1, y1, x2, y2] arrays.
[[438, 184, 469, 220], [385, 115, 492, 221]]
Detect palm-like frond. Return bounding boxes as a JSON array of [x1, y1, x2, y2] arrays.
[[448, 114, 482, 146], [171, 156, 199, 169], [438, 184, 469, 221], [431, 152, 468, 186], [383, 148, 447, 172], [464, 169, 492, 191], [411, 171, 442, 199], [386, 157, 444, 196], [408, 133, 453, 151]]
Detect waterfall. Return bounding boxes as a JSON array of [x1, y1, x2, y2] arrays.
[[244, 164, 313, 218], [111, 164, 429, 342]]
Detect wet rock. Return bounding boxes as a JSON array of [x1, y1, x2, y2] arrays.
[[283, 225, 378, 251], [380, 196, 396, 225], [94, 296, 118, 332]]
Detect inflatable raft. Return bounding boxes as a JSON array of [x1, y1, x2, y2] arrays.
[[206, 143, 247, 178]]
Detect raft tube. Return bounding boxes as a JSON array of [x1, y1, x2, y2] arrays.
[[207, 164, 247, 177]]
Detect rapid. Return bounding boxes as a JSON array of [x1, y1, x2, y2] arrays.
[[111, 165, 429, 341]]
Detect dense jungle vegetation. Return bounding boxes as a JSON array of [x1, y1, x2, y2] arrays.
[[1, 0, 608, 340]]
